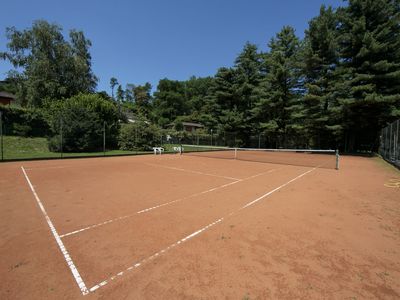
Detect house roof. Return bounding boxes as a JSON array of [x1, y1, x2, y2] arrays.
[[0, 92, 16, 100], [181, 122, 204, 127]]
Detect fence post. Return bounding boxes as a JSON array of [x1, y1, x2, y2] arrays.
[[395, 120, 400, 161], [60, 118, 63, 158], [103, 121, 106, 156], [258, 133, 261, 149], [0, 111, 3, 161]]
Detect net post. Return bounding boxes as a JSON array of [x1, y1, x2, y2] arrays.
[[234, 147, 237, 159], [335, 149, 339, 170]]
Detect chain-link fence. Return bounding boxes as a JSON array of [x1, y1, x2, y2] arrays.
[[1, 107, 338, 162], [164, 130, 291, 149], [0, 111, 160, 161], [380, 119, 400, 168]]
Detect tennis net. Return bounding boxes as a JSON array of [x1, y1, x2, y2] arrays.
[[181, 144, 339, 170]]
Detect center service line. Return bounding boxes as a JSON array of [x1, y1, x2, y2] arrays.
[[60, 169, 276, 238], [89, 166, 316, 294]]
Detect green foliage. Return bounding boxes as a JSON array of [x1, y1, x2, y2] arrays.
[[334, 0, 400, 151], [152, 79, 187, 127], [124, 82, 153, 118], [253, 26, 305, 147], [110, 77, 118, 99], [118, 121, 161, 151], [0, 105, 50, 137], [1, 135, 140, 160], [302, 5, 341, 148], [45, 93, 119, 152], [1, 20, 97, 107]]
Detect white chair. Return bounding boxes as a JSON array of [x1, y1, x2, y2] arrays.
[[152, 147, 164, 155]]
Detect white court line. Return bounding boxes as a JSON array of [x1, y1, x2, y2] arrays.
[[24, 166, 68, 171], [144, 162, 240, 181], [89, 217, 224, 293], [89, 166, 317, 293], [21, 166, 89, 296], [60, 169, 276, 238]]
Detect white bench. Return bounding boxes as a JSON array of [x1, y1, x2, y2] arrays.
[[152, 147, 164, 155]]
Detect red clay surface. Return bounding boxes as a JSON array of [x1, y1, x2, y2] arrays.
[[0, 153, 399, 299]]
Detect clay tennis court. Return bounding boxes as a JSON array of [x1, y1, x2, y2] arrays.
[[1, 152, 400, 299]]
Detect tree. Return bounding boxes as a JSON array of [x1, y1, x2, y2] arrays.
[[232, 42, 263, 141], [253, 26, 304, 147], [302, 5, 341, 148], [110, 77, 118, 99], [116, 84, 124, 102], [335, 0, 400, 151], [152, 79, 187, 127], [1, 20, 97, 107], [118, 120, 161, 151], [132, 83, 152, 118], [46, 93, 119, 152]]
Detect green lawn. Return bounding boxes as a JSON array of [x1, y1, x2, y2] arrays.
[[0, 136, 151, 161]]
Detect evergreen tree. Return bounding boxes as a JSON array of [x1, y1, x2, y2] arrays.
[[210, 67, 243, 134], [302, 5, 341, 148], [233, 42, 263, 139], [253, 26, 304, 147], [336, 0, 400, 151]]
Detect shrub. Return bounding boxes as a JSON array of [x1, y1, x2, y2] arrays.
[[118, 121, 161, 151], [46, 94, 119, 152], [0, 105, 50, 137]]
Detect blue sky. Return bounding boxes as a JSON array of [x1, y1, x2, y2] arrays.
[[0, 0, 344, 93]]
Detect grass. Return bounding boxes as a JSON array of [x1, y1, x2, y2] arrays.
[[0, 135, 151, 161]]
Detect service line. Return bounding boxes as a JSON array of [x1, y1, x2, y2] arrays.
[[24, 166, 68, 171], [21, 166, 89, 295], [143, 162, 240, 181], [88, 166, 317, 294], [60, 169, 276, 238]]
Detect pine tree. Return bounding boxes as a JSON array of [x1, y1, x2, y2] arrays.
[[253, 26, 304, 147], [210, 67, 243, 134], [302, 5, 341, 148], [233, 42, 263, 139], [336, 0, 400, 151]]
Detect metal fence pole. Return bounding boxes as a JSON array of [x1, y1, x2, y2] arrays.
[[396, 120, 399, 163], [60, 118, 63, 158], [0, 111, 3, 161], [389, 123, 393, 160], [103, 121, 106, 156]]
